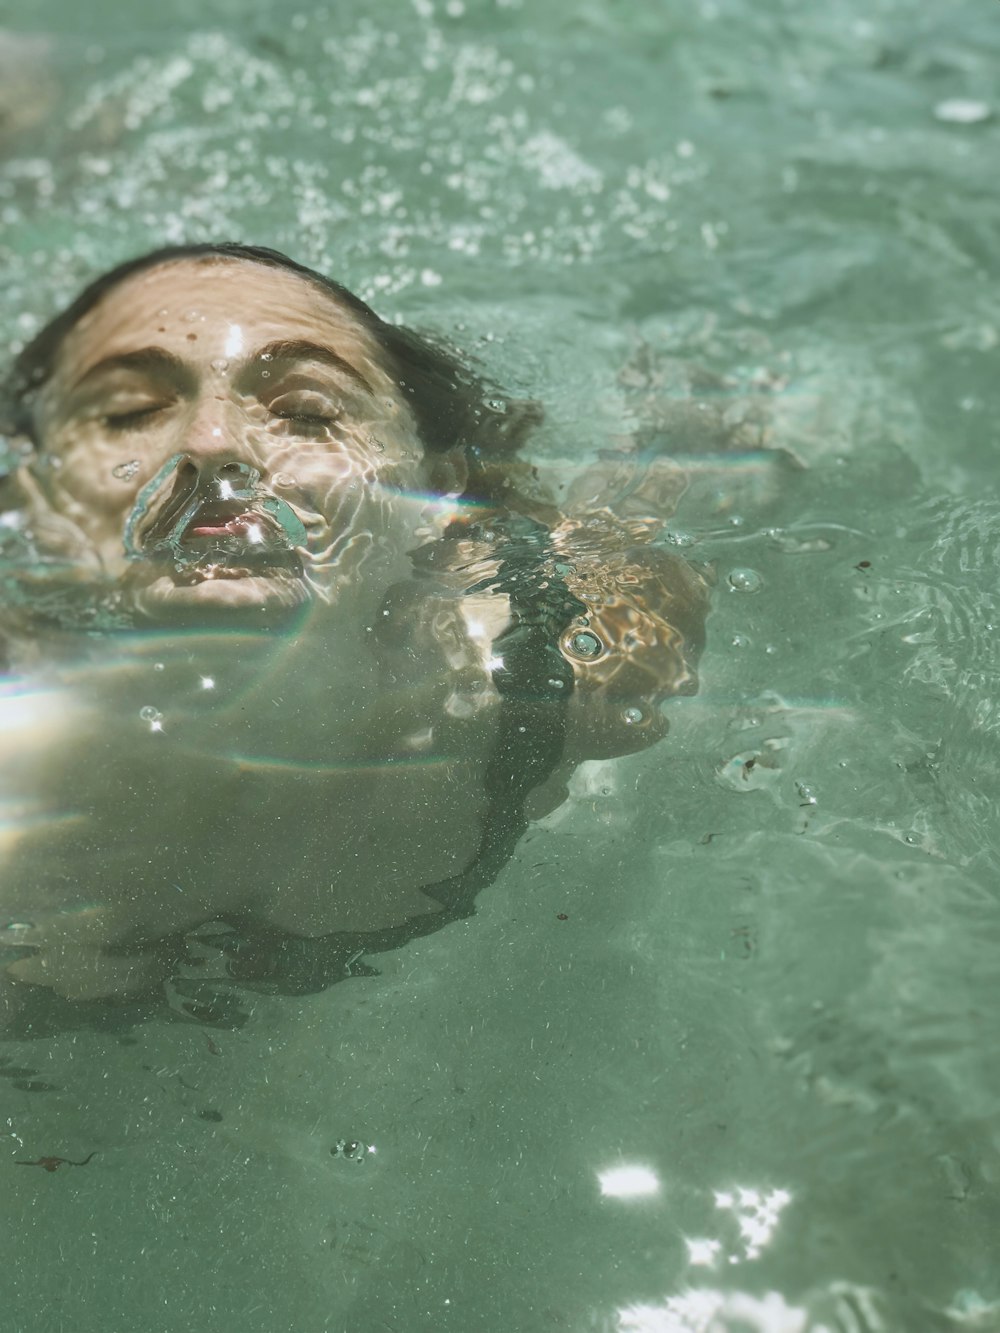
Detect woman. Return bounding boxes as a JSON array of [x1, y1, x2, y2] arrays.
[[0, 243, 709, 1023]]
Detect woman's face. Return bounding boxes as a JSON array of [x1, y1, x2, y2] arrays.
[[26, 257, 448, 620]]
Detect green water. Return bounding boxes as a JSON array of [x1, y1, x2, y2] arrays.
[[1, 0, 999, 1329]]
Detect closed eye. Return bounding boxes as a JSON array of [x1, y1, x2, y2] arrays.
[[267, 393, 342, 437], [271, 410, 338, 427], [102, 404, 171, 431]]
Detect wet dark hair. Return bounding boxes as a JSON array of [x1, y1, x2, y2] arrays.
[[0, 242, 539, 465]]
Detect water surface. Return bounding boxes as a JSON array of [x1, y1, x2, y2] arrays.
[[1, 1, 998, 1329]]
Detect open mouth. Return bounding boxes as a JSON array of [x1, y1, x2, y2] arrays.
[[124, 455, 307, 579]]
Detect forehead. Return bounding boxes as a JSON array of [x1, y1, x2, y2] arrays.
[[52, 258, 388, 382]]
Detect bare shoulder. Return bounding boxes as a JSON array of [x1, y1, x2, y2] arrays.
[[552, 509, 711, 761]]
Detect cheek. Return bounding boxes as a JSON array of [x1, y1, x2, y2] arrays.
[[265, 434, 423, 513], [41, 440, 149, 524]]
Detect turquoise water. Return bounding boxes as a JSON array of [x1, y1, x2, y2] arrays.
[[1, 1, 999, 1329]]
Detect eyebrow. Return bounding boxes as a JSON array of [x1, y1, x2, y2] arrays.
[[70, 346, 189, 394], [249, 340, 374, 395], [69, 339, 375, 399]]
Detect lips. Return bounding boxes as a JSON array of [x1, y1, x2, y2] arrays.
[[184, 501, 273, 542], [124, 455, 307, 577]]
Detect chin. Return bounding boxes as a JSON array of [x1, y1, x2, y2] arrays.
[[130, 568, 312, 624]]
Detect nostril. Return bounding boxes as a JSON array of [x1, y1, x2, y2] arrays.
[[177, 460, 197, 482], [218, 461, 250, 479]]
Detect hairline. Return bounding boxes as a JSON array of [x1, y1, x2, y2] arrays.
[[39, 252, 392, 402]]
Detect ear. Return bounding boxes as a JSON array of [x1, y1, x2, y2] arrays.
[[423, 446, 469, 499]]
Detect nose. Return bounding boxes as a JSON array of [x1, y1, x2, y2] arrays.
[[176, 394, 256, 473], [172, 454, 258, 503], [164, 394, 259, 500]]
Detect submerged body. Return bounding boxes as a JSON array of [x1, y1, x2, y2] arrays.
[[0, 246, 709, 1013]]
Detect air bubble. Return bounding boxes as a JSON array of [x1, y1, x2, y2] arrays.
[[728, 567, 763, 593], [934, 98, 992, 124], [112, 460, 141, 481], [485, 397, 507, 414], [569, 630, 603, 658], [210, 358, 229, 372], [547, 677, 565, 689], [330, 1138, 372, 1164], [2, 921, 34, 936], [139, 706, 164, 732], [730, 633, 751, 649], [622, 706, 644, 725]]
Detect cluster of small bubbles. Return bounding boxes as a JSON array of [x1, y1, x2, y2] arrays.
[[111, 460, 141, 481], [728, 568, 763, 593], [664, 529, 695, 548], [330, 1139, 373, 1163], [485, 397, 507, 414], [260, 352, 273, 362], [139, 705, 164, 732], [367, 434, 385, 453], [622, 706, 644, 725], [569, 630, 603, 658], [547, 677, 565, 689], [730, 633, 751, 649], [795, 782, 817, 807]]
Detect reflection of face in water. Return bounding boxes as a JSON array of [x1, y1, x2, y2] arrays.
[[27, 257, 448, 622]]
